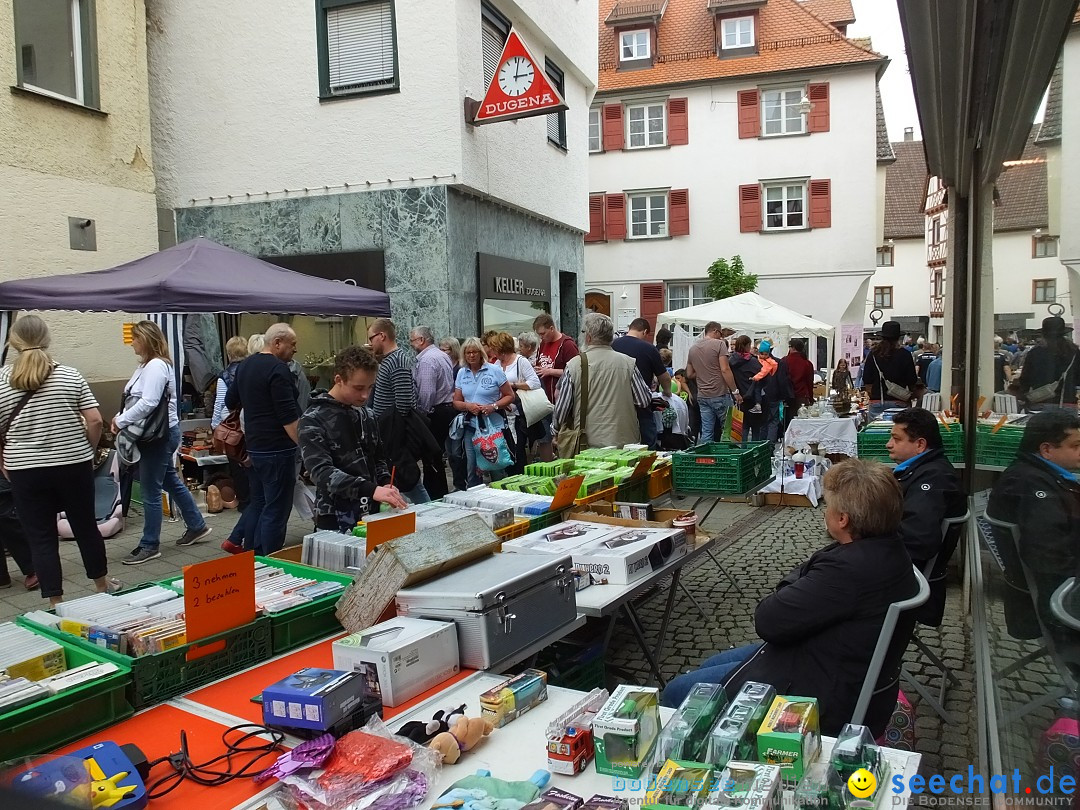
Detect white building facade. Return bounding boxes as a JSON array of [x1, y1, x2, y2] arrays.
[[583, 0, 887, 362], [146, 0, 598, 339]]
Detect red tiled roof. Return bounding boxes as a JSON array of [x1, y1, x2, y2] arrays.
[[597, 0, 882, 93], [994, 132, 1048, 232], [800, 0, 856, 27], [884, 140, 928, 240]]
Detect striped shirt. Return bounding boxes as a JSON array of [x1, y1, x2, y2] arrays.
[[372, 348, 417, 417], [0, 364, 98, 470]]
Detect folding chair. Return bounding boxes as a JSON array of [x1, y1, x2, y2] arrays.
[[1051, 578, 1080, 632], [852, 566, 930, 729], [900, 510, 969, 722]]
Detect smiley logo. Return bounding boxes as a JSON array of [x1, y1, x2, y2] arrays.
[[848, 769, 877, 798]]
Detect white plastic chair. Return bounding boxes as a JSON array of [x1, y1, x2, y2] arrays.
[[851, 566, 930, 727], [993, 393, 1018, 414]]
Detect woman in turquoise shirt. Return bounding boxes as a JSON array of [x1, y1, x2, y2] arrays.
[[453, 337, 515, 486]]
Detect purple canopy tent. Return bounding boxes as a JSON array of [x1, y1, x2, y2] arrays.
[[0, 237, 391, 384]]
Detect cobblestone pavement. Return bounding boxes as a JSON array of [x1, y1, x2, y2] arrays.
[[0, 494, 977, 777]]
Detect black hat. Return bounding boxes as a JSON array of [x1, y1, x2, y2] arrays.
[[1041, 316, 1072, 337], [881, 321, 902, 340]]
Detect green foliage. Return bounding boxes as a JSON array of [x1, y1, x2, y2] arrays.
[[705, 254, 758, 301]]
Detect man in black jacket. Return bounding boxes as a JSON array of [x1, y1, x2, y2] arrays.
[[662, 459, 918, 737], [986, 410, 1080, 650], [299, 346, 407, 533], [887, 408, 965, 625]]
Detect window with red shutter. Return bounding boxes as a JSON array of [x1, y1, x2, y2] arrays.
[[667, 98, 689, 145], [808, 179, 832, 228], [586, 194, 606, 243], [640, 283, 665, 333], [605, 193, 627, 240], [807, 83, 830, 133], [738, 184, 761, 232], [669, 189, 690, 236], [737, 89, 760, 138], [602, 104, 625, 151]]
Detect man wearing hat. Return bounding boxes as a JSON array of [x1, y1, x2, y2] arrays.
[[863, 320, 919, 418], [1016, 316, 1080, 411]]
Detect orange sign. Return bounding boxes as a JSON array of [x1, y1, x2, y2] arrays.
[[184, 552, 256, 643], [472, 29, 567, 125], [363, 510, 417, 554], [549, 475, 585, 512]]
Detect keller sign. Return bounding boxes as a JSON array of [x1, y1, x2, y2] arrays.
[[470, 28, 568, 125], [493, 276, 546, 297]]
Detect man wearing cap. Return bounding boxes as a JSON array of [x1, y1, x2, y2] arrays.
[[1015, 316, 1080, 412]]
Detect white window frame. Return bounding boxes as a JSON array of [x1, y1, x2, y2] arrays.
[[321, 0, 398, 98], [14, 0, 90, 105], [763, 181, 807, 231], [761, 86, 806, 136], [874, 286, 894, 309], [620, 29, 650, 61], [626, 102, 666, 149], [588, 108, 602, 153], [628, 191, 669, 239], [666, 282, 710, 311], [721, 16, 755, 50]]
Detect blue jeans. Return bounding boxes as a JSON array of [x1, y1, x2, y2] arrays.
[[240, 447, 297, 556], [463, 427, 507, 488], [139, 425, 206, 551], [402, 483, 431, 504], [661, 643, 762, 708], [698, 395, 733, 444], [445, 434, 468, 491], [765, 403, 782, 443], [638, 410, 658, 450]]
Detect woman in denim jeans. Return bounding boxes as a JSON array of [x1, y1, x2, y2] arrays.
[[114, 322, 211, 565]]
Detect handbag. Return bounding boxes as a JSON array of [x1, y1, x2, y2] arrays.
[[212, 408, 249, 466], [512, 356, 553, 427], [471, 413, 513, 472], [0, 366, 53, 475], [872, 355, 912, 403], [557, 352, 589, 459], [1025, 352, 1077, 404]]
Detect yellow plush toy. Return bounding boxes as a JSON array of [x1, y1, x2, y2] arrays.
[[428, 715, 494, 765]]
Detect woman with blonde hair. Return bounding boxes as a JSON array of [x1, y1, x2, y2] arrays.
[[113, 321, 211, 564], [212, 336, 250, 429], [0, 314, 117, 604]]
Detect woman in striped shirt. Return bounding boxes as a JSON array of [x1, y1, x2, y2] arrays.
[[0, 315, 119, 605]]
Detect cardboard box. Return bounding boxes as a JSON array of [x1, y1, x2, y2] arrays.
[[645, 759, 715, 810], [262, 668, 368, 732], [479, 668, 548, 728], [569, 503, 687, 528], [501, 521, 623, 555], [762, 494, 817, 508], [573, 527, 687, 585], [703, 762, 782, 810], [332, 617, 459, 707], [756, 696, 821, 784], [593, 685, 662, 777]]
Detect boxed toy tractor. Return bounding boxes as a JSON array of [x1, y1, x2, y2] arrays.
[[651, 682, 729, 775], [703, 761, 782, 810], [593, 685, 661, 777], [755, 696, 820, 784], [706, 681, 775, 767], [644, 759, 715, 810]]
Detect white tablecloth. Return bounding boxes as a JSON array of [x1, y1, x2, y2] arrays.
[[760, 472, 824, 505], [784, 417, 859, 457]]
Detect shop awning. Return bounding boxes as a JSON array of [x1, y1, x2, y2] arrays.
[[0, 237, 391, 317]]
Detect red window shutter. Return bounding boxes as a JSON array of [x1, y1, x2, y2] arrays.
[[669, 189, 690, 236], [602, 104, 624, 151], [667, 97, 689, 145], [738, 184, 761, 233], [809, 179, 832, 228], [737, 89, 760, 139], [605, 193, 627, 240], [640, 283, 666, 333], [585, 194, 606, 242], [807, 82, 830, 133]]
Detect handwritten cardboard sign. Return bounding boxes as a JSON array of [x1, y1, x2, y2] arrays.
[[549, 475, 585, 512], [184, 552, 255, 643], [363, 510, 417, 554], [630, 454, 657, 481]]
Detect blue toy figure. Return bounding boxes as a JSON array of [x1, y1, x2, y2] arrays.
[[11, 742, 147, 810]]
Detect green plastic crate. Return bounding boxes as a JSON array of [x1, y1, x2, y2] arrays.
[[535, 639, 606, 692], [253, 556, 353, 654], [673, 441, 772, 494], [615, 476, 650, 503], [859, 422, 965, 464], [975, 423, 1024, 467], [527, 509, 567, 533], [19, 608, 273, 709], [0, 629, 134, 760]]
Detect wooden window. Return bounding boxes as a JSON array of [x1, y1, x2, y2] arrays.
[[13, 0, 99, 108], [545, 59, 566, 149], [1033, 235, 1059, 258], [874, 286, 893, 309], [1033, 279, 1056, 304], [808, 179, 831, 229], [738, 184, 762, 232], [626, 103, 665, 148], [605, 194, 627, 240], [602, 104, 625, 151], [620, 29, 650, 60], [588, 108, 602, 153], [762, 87, 805, 136], [764, 182, 806, 230], [667, 98, 689, 145], [806, 82, 830, 132], [737, 89, 760, 138], [876, 245, 894, 267], [669, 189, 690, 236], [628, 192, 668, 238], [586, 194, 606, 242], [721, 17, 754, 49]]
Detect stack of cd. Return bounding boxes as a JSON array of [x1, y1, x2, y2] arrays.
[[169, 561, 345, 613], [0, 623, 65, 682], [44, 588, 187, 656], [302, 530, 367, 573], [443, 486, 554, 517]]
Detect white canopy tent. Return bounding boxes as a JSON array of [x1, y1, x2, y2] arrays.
[[658, 292, 835, 371]]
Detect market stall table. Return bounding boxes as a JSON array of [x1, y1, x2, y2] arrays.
[[759, 472, 824, 506], [783, 417, 860, 457], [575, 536, 717, 688]]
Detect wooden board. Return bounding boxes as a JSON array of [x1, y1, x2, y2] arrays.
[[335, 514, 501, 633]]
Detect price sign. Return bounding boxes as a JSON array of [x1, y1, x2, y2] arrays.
[[184, 552, 255, 643], [549, 475, 585, 512]]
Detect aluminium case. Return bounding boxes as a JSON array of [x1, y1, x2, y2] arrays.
[[395, 552, 577, 669]]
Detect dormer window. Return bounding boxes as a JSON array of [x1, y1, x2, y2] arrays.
[[620, 29, 650, 61], [721, 16, 754, 49]]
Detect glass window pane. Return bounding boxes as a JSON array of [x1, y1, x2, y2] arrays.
[[629, 107, 644, 123], [766, 187, 782, 202], [14, 0, 78, 100], [631, 197, 646, 211]]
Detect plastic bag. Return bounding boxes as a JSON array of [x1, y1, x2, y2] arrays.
[[279, 715, 440, 810]]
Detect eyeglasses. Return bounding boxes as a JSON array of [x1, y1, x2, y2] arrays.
[[367, 332, 383, 341]]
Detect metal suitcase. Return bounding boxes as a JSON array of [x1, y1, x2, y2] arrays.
[[395, 552, 577, 669]]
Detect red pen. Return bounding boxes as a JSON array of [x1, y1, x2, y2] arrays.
[[389, 466, 396, 489]]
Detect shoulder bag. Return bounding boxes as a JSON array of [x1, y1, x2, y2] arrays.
[[471, 413, 514, 472], [212, 409, 249, 466], [557, 352, 589, 459], [0, 366, 54, 474], [871, 354, 912, 403], [1025, 351, 1078, 405], [515, 356, 554, 427]]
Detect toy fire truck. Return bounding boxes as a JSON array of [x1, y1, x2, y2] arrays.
[[545, 688, 609, 775]]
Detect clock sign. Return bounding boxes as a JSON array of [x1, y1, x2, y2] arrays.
[[471, 28, 567, 125]]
